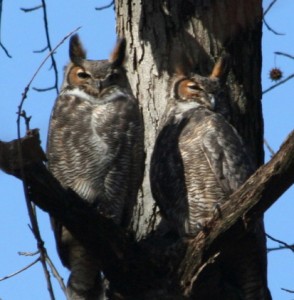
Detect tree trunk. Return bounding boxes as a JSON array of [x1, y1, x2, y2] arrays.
[[115, 0, 263, 238], [5, 1, 291, 299], [114, 1, 269, 299]]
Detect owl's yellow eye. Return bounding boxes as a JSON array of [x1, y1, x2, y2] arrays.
[[187, 81, 203, 91], [77, 71, 91, 79], [187, 84, 198, 90]]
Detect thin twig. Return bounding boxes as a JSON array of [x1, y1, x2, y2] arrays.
[[267, 245, 294, 253], [275, 51, 294, 60], [39, 0, 59, 94], [0, 258, 40, 281], [22, 2, 60, 93], [19, 110, 32, 131], [40, 247, 60, 299], [33, 45, 49, 53], [18, 27, 80, 106], [263, 18, 284, 35], [266, 234, 294, 253], [33, 86, 56, 92], [0, 42, 11, 57], [281, 288, 294, 294], [264, 138, 275, 157], [46, 255, 66, 293], [95, 0, 114, 10], [16, 27, 80, 300], [23, 192, 55, 300], [0, 0, 12, 58], [183, 252, 220, 296], [20, 5, 43, 13], [263, 0, 277, 16], [18, 250, 40, 256], [262, 73, 294, 94], [262, 0, 284, 35]]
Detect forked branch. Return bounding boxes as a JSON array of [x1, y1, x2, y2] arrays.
[[179, 130, 294, 294], [0, 130, 293, 296]]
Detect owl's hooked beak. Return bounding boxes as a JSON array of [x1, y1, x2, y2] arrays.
[[208, 94, 216, 110], [96, 80, 102, 93]]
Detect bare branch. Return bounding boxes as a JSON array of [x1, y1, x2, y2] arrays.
[[275, 51, 294, 60], [16, 175, 56, 299], [0, 258, 40, 281], [267, 245, 294, 253], [264, 138, 275, 157], [39, 0, 59, 94], [22, 1, 62, 93], [0, 42, 12, 57], [0, 131, 158, 296], [33, 86, 56, 92], [18, 250, 39, 256], [40, 248, 59, 299], [262, 1, 284, 35], [183, 252, 220, 296], [179, 130, 294, 294], [263, 18, 284, 35], [0, 0, 12, 58], [266, 234, 294, 253], [281, 287, 294, 294], [263, 73, 294, 94], [33, 45, 49, 53], [1, 129, 293, 297], [19, 110, 32, 131], [18, 27, 81, 115], [46, 255, 66, 293], [263, 0, 278, 16], [20, 5, 43, 13], [15, 29, 80, 300], [0, 130, 47, 176], [95, 1, 114, 10]]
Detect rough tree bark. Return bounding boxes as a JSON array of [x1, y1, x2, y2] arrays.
[[1, 0, 294, 299], [116, 0, 264, 238]]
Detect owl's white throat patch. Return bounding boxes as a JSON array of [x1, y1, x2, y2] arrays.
[[177, 101, 201, 111], [61, 88, 97, 102], [61, 87, 127, 103]]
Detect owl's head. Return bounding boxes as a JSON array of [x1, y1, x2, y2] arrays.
[[61, 34, 128, 95], [172, 55, 229, 111]]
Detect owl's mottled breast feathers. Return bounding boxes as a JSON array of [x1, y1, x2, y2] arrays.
[[47, 34, 144, 300]]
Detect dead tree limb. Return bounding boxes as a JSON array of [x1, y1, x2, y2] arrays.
[[0, 129, 293, 297], [179, 130, 294, 293]]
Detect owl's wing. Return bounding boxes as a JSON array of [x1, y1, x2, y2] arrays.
[[201, 113, 254, 195], [150, 111, 193, 236], [201, 114, 271, 299], [101, 94, 145, 227]]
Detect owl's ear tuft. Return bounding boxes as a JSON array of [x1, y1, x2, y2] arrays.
[[69, 34, 86, 63], [210, 54, 230, 81], [109, 38, 126, 68]]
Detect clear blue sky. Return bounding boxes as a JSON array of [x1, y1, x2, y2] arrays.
[[0, 1, 293, 299]]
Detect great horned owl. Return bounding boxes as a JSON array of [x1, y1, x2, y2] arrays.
[[150, 57, 271, 299], [47, 35, 144, 300]]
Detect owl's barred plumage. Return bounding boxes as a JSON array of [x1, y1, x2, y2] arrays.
[[151, 108, 253, 235], [47, 35, 144, 300], [150, 57, 271, 299]]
